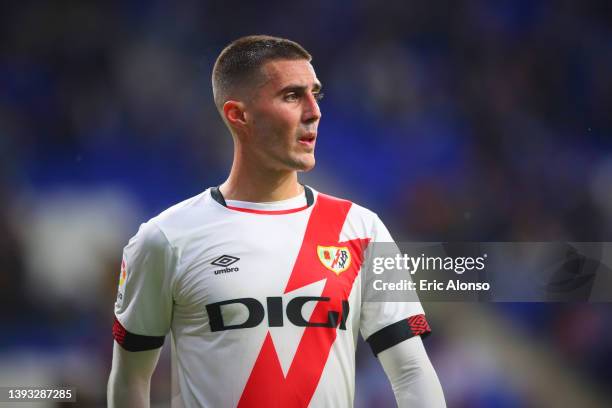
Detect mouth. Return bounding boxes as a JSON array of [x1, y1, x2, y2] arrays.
[[298, 133, 317, 147]]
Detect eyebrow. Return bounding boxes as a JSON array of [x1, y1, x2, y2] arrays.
[[278, 81, 323, 95]]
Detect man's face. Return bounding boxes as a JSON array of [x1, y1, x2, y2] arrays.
[[243, 59, 322, 172]]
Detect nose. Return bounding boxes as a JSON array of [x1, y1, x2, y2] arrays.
[[302, 92, 321, 123]]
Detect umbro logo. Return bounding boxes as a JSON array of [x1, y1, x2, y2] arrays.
[[212, 255, 240, 267], [212, 255, 240, 275]]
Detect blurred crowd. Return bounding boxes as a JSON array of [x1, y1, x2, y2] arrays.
[[1, 1, 611, 406]]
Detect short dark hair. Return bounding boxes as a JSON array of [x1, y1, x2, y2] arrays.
[[212, 35, 312, 111]]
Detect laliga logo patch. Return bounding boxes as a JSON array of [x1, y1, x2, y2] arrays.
[[317, 245, 351, 275], [119, 259, 127, 287], [116, 258, 128, 306]]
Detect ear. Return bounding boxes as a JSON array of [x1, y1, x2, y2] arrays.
[[223, 100, 247, 130]]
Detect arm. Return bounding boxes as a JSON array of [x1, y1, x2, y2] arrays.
[[109, 221, 175, 407], [107, 341, 162, 408], [378, 336, 446, 408], [361, 214, 445, 406]]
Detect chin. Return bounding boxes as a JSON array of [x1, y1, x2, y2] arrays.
[[293, 160, 315, 173], [296, 157, 316, 172], [298, 163, 315, 173], [285, 153, 315, 172]]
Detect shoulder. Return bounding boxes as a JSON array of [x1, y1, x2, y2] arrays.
[[123, 189, 213, 256], [129, 220, 169, 250], [153, 189, 210, 223], [142, 189, 217, 244]]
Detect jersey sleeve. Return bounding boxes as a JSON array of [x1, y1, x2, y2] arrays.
[[113, 220, 177, 351], [360, 216, 431, 356]]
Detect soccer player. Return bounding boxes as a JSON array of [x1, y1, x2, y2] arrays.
[[107, 35, 446, 407]]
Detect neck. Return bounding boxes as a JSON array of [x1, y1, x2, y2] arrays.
[[220, 149, 303, 203]]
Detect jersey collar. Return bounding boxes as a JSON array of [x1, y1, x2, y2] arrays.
[[210, 185, 315, 215]]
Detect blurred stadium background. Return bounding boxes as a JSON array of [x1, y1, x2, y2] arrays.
[[1, 1, 611, 407]]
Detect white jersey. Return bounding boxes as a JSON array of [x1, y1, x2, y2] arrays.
[[113, 187, 430, 408]]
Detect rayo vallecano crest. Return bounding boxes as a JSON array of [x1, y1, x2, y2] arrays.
[[317, 245, 352, 275]]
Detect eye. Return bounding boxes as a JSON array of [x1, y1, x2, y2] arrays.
[[284, 92, 299, 102], [313, 92, 324, 102]]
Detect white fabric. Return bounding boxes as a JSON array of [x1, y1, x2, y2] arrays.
[[378, 336, 446, 407]]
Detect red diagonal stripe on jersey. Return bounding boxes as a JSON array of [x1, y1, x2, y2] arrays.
[[238, 194, 370, 407]]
